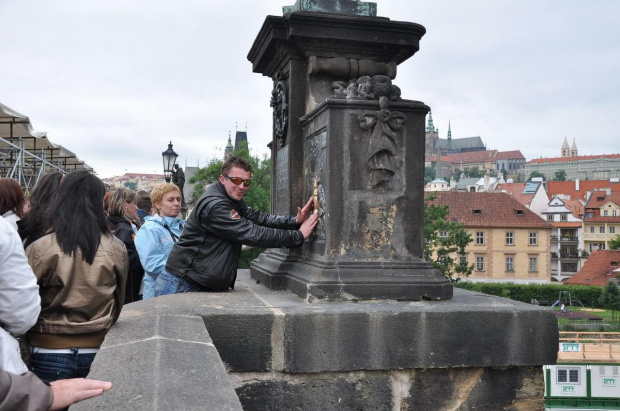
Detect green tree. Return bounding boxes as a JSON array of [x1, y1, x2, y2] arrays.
[[424, 166, 435, 185], [464, 167, 484, 179], [610, 234, 620, 250], [501, 168, 508, 181], [553, 169, 567, 181], [528, 171, 545, 181], [423, 193, 475, 282], [598, 281, 620, 322]]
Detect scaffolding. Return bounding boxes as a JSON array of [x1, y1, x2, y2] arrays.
[[1, 102, 93, 193]]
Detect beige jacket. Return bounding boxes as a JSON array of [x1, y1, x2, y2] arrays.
[[26, 233, 128, 348]]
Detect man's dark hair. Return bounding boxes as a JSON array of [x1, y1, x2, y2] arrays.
[[222, 156, 252, 175], [136, 194, 152, 212]]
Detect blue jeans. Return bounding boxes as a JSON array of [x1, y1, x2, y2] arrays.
[[31, 350, 96, 383], [154, 270, 203, 297]]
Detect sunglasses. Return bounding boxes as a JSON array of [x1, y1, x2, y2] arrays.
[[224, 175, 251, 187]]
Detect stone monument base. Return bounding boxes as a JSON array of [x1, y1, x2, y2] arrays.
[[74, 270, 558, 411], [251, 251, 453, 302]]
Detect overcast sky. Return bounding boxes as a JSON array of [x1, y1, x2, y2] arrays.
[[2, 0, 619, 178]]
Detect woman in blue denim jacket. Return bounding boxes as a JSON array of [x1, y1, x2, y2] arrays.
[[135, 183, 184, 299]]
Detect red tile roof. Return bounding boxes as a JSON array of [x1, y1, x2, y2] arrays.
[[495, 150, 525, 160], [496, 183, 535, 207], [431, 192, 552, 228], [528, 154, 620, 164], [565, 250, 620, 286], [563, 199, 584, 219], [547, 180, 620, 201]]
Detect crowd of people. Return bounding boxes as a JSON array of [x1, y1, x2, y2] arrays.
[[0, 156, 317, 410]]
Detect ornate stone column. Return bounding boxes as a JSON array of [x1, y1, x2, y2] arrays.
[[248, 0, 451, 301]]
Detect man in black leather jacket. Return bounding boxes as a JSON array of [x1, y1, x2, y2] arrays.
[[157, 156, 318, 295]]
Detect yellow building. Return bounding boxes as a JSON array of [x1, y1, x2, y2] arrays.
[[582, 191, 620, 252], [434, 192, 553, 283]]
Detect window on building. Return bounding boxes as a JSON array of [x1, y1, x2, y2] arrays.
[[438, 255, 446, 263], [614, 210, 618, 217], [557, 368, 580, 384], [547, 214, 554, 222], [561, 214, 567, 221], [506, 257, 514, 271], [439, 231, 448, 238], [506, 232, 514, 245], [600, 226, 605, 233], [459, 255, 467, 264], [611, 227, 616, 234], [529, 257, 538, 271], [529, 232, 538, 245], [590, 226, 595, 233], [476, 232, 485, 245], [604, 210, 609, 216], [561, 263, 578, 272], [476, 257, 485, 271]]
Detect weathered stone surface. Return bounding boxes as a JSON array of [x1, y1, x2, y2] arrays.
[[74, 271, 556, 410], [204, 314, 274, 372], [235, 373, 392, 411], [72, 314, 242, 411], [405, 367, 545, 411]]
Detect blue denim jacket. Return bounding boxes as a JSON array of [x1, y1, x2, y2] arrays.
[[135, 215, 184, 299]]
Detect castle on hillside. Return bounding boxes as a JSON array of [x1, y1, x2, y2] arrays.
[[424, 111, 486, 161]]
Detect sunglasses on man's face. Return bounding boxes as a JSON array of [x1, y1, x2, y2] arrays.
[[224, 175, 251, 187]]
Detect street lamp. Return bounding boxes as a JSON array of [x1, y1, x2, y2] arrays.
[[161, 141, 178, 183]]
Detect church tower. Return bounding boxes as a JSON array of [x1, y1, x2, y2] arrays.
[[224, 131, 234, 160], [446, 120, 452, 153], [424, 111, 439, 160], [570, 138, 578, 157], [561, 136, 570, 157]]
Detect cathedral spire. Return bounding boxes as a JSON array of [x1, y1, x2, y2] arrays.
[[571, 138, 578, 157], [447, 120, 452, 141], [426, 111, 437, 133], [224, 130, 234, 160], [561, 136, 570, 157]]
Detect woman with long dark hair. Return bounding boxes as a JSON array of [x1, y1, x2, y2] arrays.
[[107, 188, 144, 303], [26, 170, 128, 383], [0, 177, 25, 231], [17, 171, 63, 248]]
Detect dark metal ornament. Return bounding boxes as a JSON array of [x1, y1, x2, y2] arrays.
[[270, 80, 288, 148]]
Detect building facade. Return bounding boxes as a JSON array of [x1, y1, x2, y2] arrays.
[[434, 192, 552, 283], [582, 191, 620, 253], [541, 197, 584, 282], [525, 155, 620, 181]]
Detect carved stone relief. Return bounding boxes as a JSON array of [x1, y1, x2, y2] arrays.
[[333, 75, 405, 190]]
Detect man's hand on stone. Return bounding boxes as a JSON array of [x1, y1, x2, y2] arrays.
[[296, 196, 315, 224], [299, 212, 318, 239], [49, 378, 112, 410]]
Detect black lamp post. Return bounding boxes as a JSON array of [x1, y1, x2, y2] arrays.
[[161, 141, 178, 183]]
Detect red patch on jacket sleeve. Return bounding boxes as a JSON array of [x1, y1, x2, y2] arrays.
[[230, 210, 240, 220]]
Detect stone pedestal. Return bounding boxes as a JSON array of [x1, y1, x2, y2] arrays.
[[248, 2, 450, 301], [74, 271, 559, 411]]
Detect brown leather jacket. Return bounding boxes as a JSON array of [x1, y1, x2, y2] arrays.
[[25, 233, 128, 348]]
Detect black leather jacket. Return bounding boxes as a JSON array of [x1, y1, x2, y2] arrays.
[[165, 182, 303, 291]]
